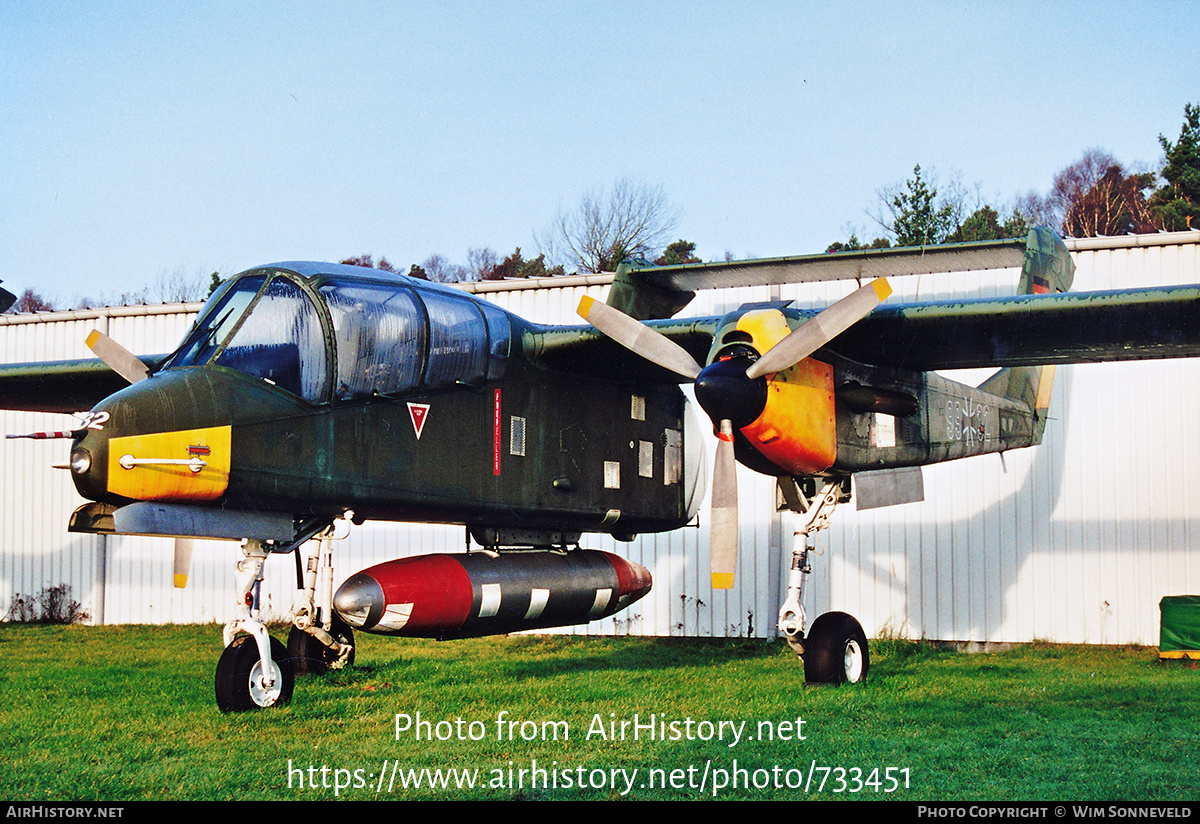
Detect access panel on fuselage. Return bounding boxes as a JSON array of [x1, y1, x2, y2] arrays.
[[317, 385, 493, 523], [489, 374, 693, 536]]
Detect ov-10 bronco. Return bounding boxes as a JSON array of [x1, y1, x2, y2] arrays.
[[3, 227, 1198, 710]]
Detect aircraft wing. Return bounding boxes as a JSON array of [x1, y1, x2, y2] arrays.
[[0, 356, 167, 413], [525, 317, 721, 382], [828, 285, 1200, 370], [535, 283, 1200, 381]]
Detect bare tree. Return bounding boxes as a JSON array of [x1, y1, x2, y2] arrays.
[[540, 178, 681, 273], [465, 248, 498, 281], [1049, 148, 1157, 237], [420, 254, 469, 283], [1012, 190, 1058, 228], [150, 267, 215, 303], [13, 289, 54, 313], [340, 255, 399, 273]]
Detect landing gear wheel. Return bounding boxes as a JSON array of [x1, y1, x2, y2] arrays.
[[287, 615, 355, 675], [802, 611, 869, 685], [215, 635, 294, 712]]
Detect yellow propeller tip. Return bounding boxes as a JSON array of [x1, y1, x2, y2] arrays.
[[173, 574, 188, 589], [577, 295, 595, 318], [872, 278, 892, 301], [85, 329, 101, 349], [711, 573, 735, 589]]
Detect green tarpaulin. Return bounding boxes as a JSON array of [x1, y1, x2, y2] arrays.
[[1159, 595, 1200, 659]]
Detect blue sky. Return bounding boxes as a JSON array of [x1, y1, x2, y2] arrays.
[[2, 1, 1196, 306]]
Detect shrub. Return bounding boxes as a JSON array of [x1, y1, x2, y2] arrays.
[[5, 584, 90, 624]]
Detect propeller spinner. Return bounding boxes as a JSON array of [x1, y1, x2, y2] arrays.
[[578, 278, 890, 588]]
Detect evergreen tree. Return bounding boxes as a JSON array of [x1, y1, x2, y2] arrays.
[[888, 165, 956, 246], [1152, 102, 1200, 231], [944, 206, 1029, 243], [655, 239, 701, 265]]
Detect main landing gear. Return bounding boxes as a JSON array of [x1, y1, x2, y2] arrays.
[[286, 527, 355, 675], [215, 526, 356, 712], [776, 478, 870, 685]]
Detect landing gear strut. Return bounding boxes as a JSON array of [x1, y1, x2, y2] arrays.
[[776, 478, 870, 684], [288, 526, 355, 674], [215, 539, 294, 711], [214, 521, 357, 711]]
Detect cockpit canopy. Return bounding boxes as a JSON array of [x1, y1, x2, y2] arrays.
[[161, 264, 512, 403]]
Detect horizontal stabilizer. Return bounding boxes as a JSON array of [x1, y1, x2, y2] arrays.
[[630, 238, 1026, 291]]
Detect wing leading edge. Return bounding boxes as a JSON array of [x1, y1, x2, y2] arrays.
[[826, 286, 1200, 371], [0, 357, 147, 414]]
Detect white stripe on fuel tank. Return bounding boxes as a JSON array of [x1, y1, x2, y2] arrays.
[[525, 588, 550, 620], [479, 583, 502, 618], [378, 603, 414, 631], [588, 588, 612, 618]]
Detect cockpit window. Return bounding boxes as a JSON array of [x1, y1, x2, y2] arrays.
[[163, 269, 513, 405], [421, 292, 488, 387], [320, 281, 426, 400], [165, 275, 267, 369], [214, 277, 329, 401], [162, 273, 329, 403], [319, 279, 510, 399]]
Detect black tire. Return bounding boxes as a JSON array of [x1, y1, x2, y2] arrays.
[[215, 635, 294, 712], [287, 615, 355, 675], [802, 611, 869, 685]]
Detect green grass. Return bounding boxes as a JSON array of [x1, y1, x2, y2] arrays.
[[0, 624, 1197, 801]]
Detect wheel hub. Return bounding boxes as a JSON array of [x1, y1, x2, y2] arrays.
[[248, 659, 284, 707], [843, 639, 864, 682]]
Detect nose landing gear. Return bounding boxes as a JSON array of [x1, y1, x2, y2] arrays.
[[214, 539, 295, 712]]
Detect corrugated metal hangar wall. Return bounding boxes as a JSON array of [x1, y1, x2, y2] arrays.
[[2, 231, 1198, 645]]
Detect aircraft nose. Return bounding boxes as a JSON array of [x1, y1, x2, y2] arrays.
[[333, 572, 386, 630], [69, 426, 110, 502]]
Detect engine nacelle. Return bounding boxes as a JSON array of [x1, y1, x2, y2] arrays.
[[333, 550, 652, 639]]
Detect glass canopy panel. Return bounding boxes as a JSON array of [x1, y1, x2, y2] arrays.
[[213, 276, 329, 402], [320, 281, 426, 399], [163, 274, 267, 370], [422, 292, 488, 387]]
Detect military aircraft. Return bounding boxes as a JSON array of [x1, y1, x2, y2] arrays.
[[3, 227, 1200, 711]]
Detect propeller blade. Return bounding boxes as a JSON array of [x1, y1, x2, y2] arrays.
[[745, 278, 891, 380], [86, 329, 150, 384], [173, 538, 194, 588], [0, 284, 15, 314], [710, 419, 738, 589], [577, 295, 702, 381]]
